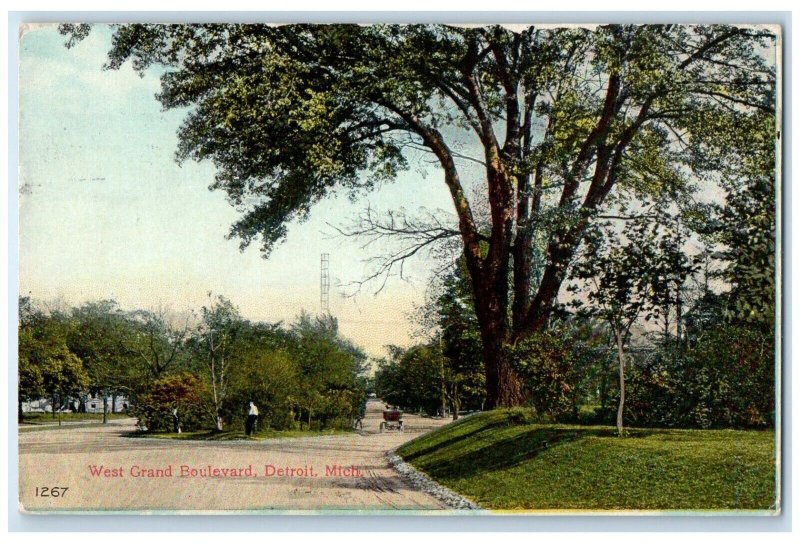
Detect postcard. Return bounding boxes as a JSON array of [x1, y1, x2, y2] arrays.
[[16, 21, 781, 514]]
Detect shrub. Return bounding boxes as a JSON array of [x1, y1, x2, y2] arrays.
[[683, 324, 774, 428], [506, 332, 573, 419], [132, 372, 208, 432], [624, 358, 684, 428], [623, 324, 775, 429]]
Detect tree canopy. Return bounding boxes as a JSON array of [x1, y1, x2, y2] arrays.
[[60, 23, 778, 407]]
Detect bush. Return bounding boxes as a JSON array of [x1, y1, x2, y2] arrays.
[[506, 332, 573, 420], [132, 372, 208, 432], [624, 324, 775, 429], [624, 358, 684, 428], [683, 324, 774, 428]]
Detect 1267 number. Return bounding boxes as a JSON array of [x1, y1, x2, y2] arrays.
[[35, 487, 69, 497]]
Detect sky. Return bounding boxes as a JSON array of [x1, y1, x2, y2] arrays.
[[18, 24, 472, 357]]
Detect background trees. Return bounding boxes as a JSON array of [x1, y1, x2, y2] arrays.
[[18, 302, 89, 421], [19, 296, 369, 433], [59, 23, 777, 407], [67, 300, 138, 422]]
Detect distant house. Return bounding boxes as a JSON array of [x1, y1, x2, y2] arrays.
[[22, 393, 129, 414]]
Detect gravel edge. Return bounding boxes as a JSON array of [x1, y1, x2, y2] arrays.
[[387, 450, 481, 510]]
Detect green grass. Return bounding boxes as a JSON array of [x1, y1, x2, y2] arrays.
[[20, 412, 130, 424], [133, 427, 352, 441], [396, 410, 777, 511]]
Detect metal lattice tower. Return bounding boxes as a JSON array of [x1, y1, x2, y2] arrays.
[[320, 253, 330, 316]]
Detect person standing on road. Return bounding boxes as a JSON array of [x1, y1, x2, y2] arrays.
[[246, 402, 259, 436], [172, 406, 180, 434], [354, 399, 367, 430]]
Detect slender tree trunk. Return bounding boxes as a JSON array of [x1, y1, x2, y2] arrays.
[[440, 358, 447, 418], [451, 383, 460, 421], [676, 280, 683, 352], [18, 399, 24, 424], [614, 328, 626, 435], [102, 395, 108, 424]]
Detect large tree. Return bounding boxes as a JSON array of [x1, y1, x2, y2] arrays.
[[61, 23, 777, 407]]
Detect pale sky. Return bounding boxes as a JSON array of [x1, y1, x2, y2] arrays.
[[18, 24, 471, 357]]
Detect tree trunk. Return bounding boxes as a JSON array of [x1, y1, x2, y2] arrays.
[[614, 329, 626, 436], [481, 334, 525, 409], [474, 267, 526, 409], [18, 399, 24, 424], [451, 386, 460, 421], [440, 358, 447, 418], [102, 395, 108, 424]]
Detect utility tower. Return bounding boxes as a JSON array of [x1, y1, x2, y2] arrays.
[[320, 253, 330, 316]]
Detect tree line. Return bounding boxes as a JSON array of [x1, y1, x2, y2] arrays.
[[18, 295, 369, 432]]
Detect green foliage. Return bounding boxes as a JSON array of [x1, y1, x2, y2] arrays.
[[224, 348, 299, 431], [285, 313, 367, 428], [504, 321, 614, 422], [19, 296, 368, 433], [506, 332, 573, 419], [18, 327, 45, 404], [687, 324, 774, 428], [18, 305, 90, 410], [125, 307, 191, 384], [189, 294, 244, 430], [398, 410, 776, 510], [625, 323, 774, 429], [571, 218, 698, 334], [428, 264, 486, 412], [66, 300, 140, 402], [132, 372, 208, 432], [375, 344, 444, 416], [49, 23, 778, 424]]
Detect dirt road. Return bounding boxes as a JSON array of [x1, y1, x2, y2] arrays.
[[18, 400, 453, 513]]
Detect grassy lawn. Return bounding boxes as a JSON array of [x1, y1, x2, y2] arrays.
[[133, 427, 352, 441], [20, 412, 130, 424], [397, 409, 777, 511]]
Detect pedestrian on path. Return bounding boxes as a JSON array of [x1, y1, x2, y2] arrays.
[[354, 399, 366, 430], [172, 406, 181, 434], [245, 402, 259, 436]]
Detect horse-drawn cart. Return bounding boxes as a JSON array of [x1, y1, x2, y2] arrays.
[[379, 408, 404, 433]]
